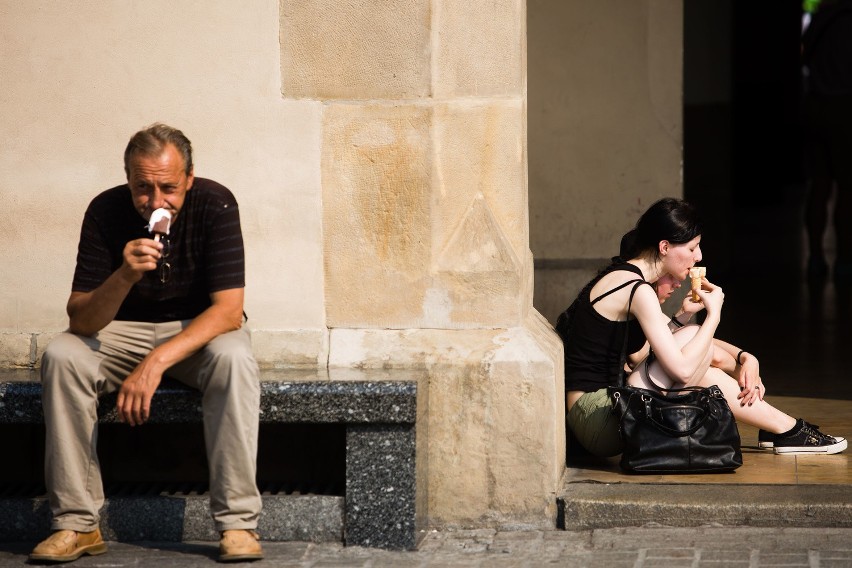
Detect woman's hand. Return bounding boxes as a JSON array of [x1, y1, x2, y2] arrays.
[[736, 352, 763, 406], [679, 293, 705, 317], [694, 277, 724, 318]]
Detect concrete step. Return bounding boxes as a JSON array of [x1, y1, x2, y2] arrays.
[[2, 494, 343, 542], [557, 482, 852, 530]]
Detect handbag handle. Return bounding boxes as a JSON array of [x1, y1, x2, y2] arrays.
[[641, 397, 711, 437], [638, 386, 726, 436]]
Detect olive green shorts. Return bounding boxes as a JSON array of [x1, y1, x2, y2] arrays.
[[567, 387, 623, 458]]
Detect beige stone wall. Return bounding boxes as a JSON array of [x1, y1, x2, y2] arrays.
[[528, 0, 684, 323], [0, 0, 326, 367], [1, 0, 566, 529]]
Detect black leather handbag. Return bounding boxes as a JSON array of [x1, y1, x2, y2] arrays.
[[606, 280, 743, 474], [608, 384, 743, 473]]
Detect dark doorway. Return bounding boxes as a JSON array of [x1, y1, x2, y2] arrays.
[[684, 0, 852, 399]]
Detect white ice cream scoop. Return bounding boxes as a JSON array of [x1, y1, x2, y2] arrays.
[[147, 208, 172, 242]]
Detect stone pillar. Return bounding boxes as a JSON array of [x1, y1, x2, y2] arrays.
[[281, 0, 564, 527]]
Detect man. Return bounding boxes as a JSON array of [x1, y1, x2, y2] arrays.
[[30, 124, 263, 563]]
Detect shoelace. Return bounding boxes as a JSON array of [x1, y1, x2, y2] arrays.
[[801, 424, 837, 445]]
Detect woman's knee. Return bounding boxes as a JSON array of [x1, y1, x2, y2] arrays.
[[627, 360, 674, 390]]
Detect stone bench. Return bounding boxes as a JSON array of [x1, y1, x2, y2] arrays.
[[0, 368, 423, 550]]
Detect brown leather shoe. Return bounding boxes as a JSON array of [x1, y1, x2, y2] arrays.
[[219, 529, 263, 562], [29, 528, 107, 563]]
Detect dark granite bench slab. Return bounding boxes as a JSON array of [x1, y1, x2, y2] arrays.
[[0, 368, 423, 550]]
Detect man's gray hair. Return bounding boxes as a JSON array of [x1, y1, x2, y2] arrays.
[[124, 123, 193, 175]]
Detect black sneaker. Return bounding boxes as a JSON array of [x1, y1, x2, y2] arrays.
[[758, 421, 821, 449], [772, 419, 847, 455]]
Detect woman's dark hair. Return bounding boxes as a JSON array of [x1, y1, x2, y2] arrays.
[[558, 197, 700, 347], [619, 198, 701, 261]]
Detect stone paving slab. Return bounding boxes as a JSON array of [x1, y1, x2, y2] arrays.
[[3, 527, 852, 567]]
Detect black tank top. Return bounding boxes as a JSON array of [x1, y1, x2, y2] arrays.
[[563, 263, 650, 393]]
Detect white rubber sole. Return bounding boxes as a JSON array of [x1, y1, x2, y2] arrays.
[[773, 436, 847, 455]]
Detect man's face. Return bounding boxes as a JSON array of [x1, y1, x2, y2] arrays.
[[655, 274, 681, 303], [127, 143, 194, 223]]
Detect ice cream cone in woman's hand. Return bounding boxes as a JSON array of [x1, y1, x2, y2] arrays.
[[689, 266, 706, 302]]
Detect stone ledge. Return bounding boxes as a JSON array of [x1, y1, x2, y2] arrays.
[[0, 370, 418, 425], [557, 482, 852, 530]]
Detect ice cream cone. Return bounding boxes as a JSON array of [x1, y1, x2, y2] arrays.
[[689, 267, 706, 302]]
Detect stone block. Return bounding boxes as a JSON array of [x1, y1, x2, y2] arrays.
[[328, 328, 499, 370], [328, 312, 564, 527], [323, 104, 433, 328], [0, 333, 33, 367], [252, 329, 329, 368], [280, 0, 431, 99], [433, 0, 524, 97], [431, 101, 530, 327], [433, 102, 528, 257], [323, 102, 531, 329], [240, 100, 326, 333], [346, 424, 417, 549], [32, 332, 60, 368]]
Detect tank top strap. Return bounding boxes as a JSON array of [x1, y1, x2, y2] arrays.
[[590, 278, 646, 305]]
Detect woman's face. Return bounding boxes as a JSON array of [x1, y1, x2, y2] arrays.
[[662, 236, 702, 280]]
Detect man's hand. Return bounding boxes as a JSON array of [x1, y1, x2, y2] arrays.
[[66, 237, 164, 337], [112, 289, 244, 425], [121, 238, 164, 283], [116, 358, 164, 426]]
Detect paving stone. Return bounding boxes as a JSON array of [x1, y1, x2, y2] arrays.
[[2, 527, 851, 567]]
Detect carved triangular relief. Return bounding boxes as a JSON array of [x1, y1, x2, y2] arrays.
[[436, 194, 520, 274]]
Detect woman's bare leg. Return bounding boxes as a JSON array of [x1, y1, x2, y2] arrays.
[[626, 325, 712, 390], [626, 326, 797, 434], [696, 367, 796, 433]]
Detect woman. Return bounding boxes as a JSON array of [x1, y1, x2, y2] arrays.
[[637, 273, 846, 454], [560, 198, 846, 458]]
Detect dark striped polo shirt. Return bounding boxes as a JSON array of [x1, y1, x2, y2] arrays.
[[71, 178, 245, 323]]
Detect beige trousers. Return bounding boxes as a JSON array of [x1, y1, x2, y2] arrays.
[[40, 320, 261, 532]]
